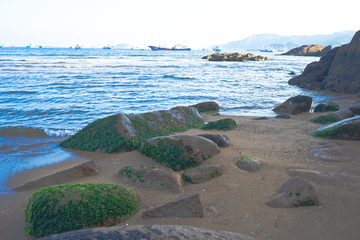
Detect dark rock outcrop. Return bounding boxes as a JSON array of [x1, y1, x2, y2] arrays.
[[266, 177, 321, 208], [289, 30, 360, 94], [197, 133, 230, 147], [182, 164, 222, 183], [272, 95, 312, 115], [281, 44, 331, 57], [139, 135, 221, 171], [349, 103, 360, 114], [190, 101, 220, 112], [142, 193, 203, 219], [118, 166, 184, 192], [204, 52, 271, 62], [59, 107, 204, 153], [310, 109, 355, 124], [14, 160, 100, 191], [310, 115, 360, 140], [314, 101, 339, 112], [38, 225, 259, 240]]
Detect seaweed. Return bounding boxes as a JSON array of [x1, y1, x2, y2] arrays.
[[201, 118, 237, 131]]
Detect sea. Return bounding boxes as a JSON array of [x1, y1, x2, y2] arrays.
[[0, 47, 330, 193]]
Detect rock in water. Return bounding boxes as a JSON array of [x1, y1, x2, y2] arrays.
[[139, 135, 221, 171], [310, 116, 360, 140], [266, 177, 320, 208], [38, 225, 259, 240], [142, 193, 203, 219], [272, 95, 312, 115], [118, 166, 184, 193], [59, 107, 204, 153], [281, 44, 331, 57]]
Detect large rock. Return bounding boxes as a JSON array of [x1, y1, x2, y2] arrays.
[[205, 52, 271, 62], [38, 225, 259, 240], [311, 143, 350, 162], [289, 30, 360, 94], [314, 101, 339, 112], [288, 169, 360, 189], [25, 183, 141, 239], [182, 164, 222, 184], [59, 107, 204, 153], [189, 101, 220, 112], [143, 193, 203, 219], [266, 177, 320, 208], [14, 160, 100, 191], [281, 44, 331, 57], [197, 133, 230, 147], [310, 109, 355, 124], [272, 95, 312, 115], [139, 135, 221, 171], [201, 118, 237, 130], [236, 156, 262, 172], [349, 103, 360, 114], [118, 166, 184, 193], [310, 115, 360, 139]]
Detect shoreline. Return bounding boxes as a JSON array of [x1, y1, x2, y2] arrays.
[[1, 97, 360, 240]]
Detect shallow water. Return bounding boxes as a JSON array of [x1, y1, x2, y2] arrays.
[[0, 47, 329, 193]]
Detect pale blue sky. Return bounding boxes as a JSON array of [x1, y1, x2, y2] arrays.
[[0, 0, 359, 48]]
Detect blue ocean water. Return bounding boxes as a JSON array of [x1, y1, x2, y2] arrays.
[[0, 47, 329, 193]]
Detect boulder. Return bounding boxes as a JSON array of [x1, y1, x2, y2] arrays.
[[14, 160, 100, 191], [288, 30, 360, 94], [182, 164, 222, 184], [59, 107, 204, 153], [205, 52, 271, 62], [197, 133, 230, 147], [310, 109, 355, 124], [266, 177, 320, 208], [201, 118, 237, 130], [349, 103, 360, 114], [236, 156, 262, 172], [189, 101, 220, 112], [311, 143, 350, 162], [281, 44, 331, 57], [25, 183, 141, 239], [38, 225, 259, 240], [310, 115, 360, 140], [139, 135, 221, 171], [314, 101, 339, 112], [143, 193, 203, 219], [118, 166, 184, 193], [288, 169, 360, 189], [272, 95, 312, 115]]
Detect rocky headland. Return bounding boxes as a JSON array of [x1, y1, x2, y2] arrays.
[[281, 44, 331, 57], [288, 30, 360, 94]]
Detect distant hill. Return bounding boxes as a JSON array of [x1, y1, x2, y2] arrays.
[[221, 31, 357, 52], [113, 43, 133, 49]]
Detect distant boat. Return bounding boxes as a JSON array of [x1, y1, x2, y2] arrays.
[[26, 43, 38, 48], [213, 46, 221, 52], [75, 44, 82, 50], [148, 44, 191, 51], [259, 49, 275, 53], [103, 44, 113, 49]]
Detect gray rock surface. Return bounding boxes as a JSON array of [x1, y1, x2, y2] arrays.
[[311, 143, 350, 162], [272, 95, 312, 115], [38, 225, 259, 240], [182, 164, 222, 184], [266, 177, 320, 208], [197, 133, 230, 147], [236, 159, 262, 172]]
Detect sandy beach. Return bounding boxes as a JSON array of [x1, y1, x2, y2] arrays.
[[1, 97, 360, 240]]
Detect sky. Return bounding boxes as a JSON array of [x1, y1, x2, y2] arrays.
[[0, 0, 359, 49]]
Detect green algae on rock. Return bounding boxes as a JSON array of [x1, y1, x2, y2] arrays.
[[201, 118, 237, 130], [310, 116, 360, 140], [181, 164, 222, 184], [25, 183, 141, 238], [59, 107, 204, 153], [314, 101, 339, 112]]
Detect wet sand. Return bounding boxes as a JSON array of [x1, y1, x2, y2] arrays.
[[1, 98, 360, 240]]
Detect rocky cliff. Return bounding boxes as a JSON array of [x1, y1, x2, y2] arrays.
[[288, 30, 360, 94]]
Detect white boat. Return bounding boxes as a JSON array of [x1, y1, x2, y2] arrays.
[[103, 44, 113, 49], [26, 43, 38, 48], [75, 44, 82, 50]]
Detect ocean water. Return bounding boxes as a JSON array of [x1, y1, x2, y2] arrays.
[[0, 47, 329, 193]]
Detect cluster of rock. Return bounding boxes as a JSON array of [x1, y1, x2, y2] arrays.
[[202, 52, 271, 62], [288, 30, 360, 94], [281, 44, 331, 57]]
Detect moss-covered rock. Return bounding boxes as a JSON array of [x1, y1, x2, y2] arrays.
[[139, 135, 221, 171], [236, 156, 262, 172], [310, 109, 355, 124], [189, 101, 220, 113], [314, 101, 339, 112], [59, 107, 204, 153], [310, 116, 360, 140], [25, 183, 141, 238], [181, 164, 222, 184], [201, 118, 237, 130]]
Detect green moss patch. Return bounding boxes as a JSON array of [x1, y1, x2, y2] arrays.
[[181, 168, 220, 183], [313, 114, 339, 124], [59, 107, 204, 153], [201, 118, 237, 130], [314, 101, 339, 112], [139, 140, 197, 170], [237, 155, 252, 164], [25, 183, 141, 238], [119, 166, 149, 183]]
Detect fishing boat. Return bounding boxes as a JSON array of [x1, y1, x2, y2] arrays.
[[103, 44, 113, 49], [75, 44, 82, 50], [148, 44, 191, 51], [26, 43, 38, 48], [259, 49, 274, 53], [213, 46, 221, 52]]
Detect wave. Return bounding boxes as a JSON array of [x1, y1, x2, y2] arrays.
[[163, 74, 195, 80], [0, 126, 76, 138], [1, 90, 37, 94]]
